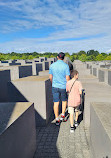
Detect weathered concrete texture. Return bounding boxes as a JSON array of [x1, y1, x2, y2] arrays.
[[45, 62, 49, 70], [32, 62, 43, 75], [83, 81, 111, 128], [98, 69, 105, 82], [93, 68, 97, 76], [0, 66, 19, 80], [16, 60, 26, 65], [39, 70, 49, 76], [19, 65, 32, 78], [0, 70, 11, 102], [90, 103, 111, 158], [90, 65, 92, 74], [0, 65, 33, 80], [0, 102, 36, 158], [8, 76, 53, 126], [0, 62, 21, 66], [108, 70, 111, 86]]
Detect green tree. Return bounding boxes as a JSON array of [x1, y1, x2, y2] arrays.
[[95, 54, 105, 61], [28, 55, 33, 60], [73, 55, 78, 60], [70, 55, 74, 62], [86, 55, 96, 61], [101, 53, 107, 56], [65, 52, 70, 57], [78, 54, 87, 62], [87, 50, 99, 56], [0, 54, 5, 61], [105, 56, 111, 60], [78, 50, 86, 56]]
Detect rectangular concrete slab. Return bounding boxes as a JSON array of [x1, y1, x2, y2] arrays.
[[90, 102, 111, 158], [0, 70, 11, 101], [39, 70, 49, 76], [0, 102, 36, 158], [108, 70, 111, 86], [8, 76, 53, 126]]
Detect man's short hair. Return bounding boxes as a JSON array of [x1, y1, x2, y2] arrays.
[[71, 70, 78, 78], [58, 52, 65, 60]]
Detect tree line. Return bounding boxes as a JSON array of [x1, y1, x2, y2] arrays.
[[0, 50, 111, 62]]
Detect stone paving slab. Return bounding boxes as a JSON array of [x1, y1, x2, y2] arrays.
[[34, 113, 90, 158]]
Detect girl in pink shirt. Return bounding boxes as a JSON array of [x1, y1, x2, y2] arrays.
[[66, 70, 82, 133]]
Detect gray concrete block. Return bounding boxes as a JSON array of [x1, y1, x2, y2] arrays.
[[0, 65, 33, 80], [0, 70, 11, 102], [47, 58, 55, 63], [0, 66, 19, 80], [19, 65, 32, 78], [0, 61, 8, 63], [98, 69, 105, 82], [90, 66, 92, 74], [0, 102, 36, 158], [39, 70, 49, 76], [42, 61, 45, 71], [39, 57, 47, 62], [32, 63, 43, 75], [90, 103, 111, 158], [9, 63, 21, 66], [102, 69, 109, 85], [93, 68, 97, 76], [82, 81, 111, 128], [0, 63, 10, 66], [108, 70, 111, 86], [100, 65, 111, 69], [45, 62, 49, 70], [8, 76, 53, 126], [16, 60, 26, 65]]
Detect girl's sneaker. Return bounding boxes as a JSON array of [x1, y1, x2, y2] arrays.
[[70, 126, 74, 133], [74, 121, 78, 127]]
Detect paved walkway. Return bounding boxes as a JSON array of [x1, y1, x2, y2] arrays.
[[34, 61, 91, 158], [34, 111, 90, 158]]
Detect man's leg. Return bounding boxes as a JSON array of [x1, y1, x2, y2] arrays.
[[52, 87, 60, 120], [60, 88, 67, 118], [54, 102, 59, 119], [62, 101, 67, 115]]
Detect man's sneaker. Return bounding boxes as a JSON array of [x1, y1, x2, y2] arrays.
[[70, 126, 74, 133], [60, 115, 65, 121], [56, 120, 60, 126], [74, 121, 78, 127]]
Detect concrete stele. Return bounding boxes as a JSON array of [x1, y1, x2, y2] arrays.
[[0, 102, 36, 158], [8, 76, 53, 126], [90, 102, 111, 158]]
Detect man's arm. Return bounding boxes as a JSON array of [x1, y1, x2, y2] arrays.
[[66, 75, 70, 82], [49, 74, 53, 83]]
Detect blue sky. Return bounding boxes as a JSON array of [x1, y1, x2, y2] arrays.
[[0, 0, 111, 54]]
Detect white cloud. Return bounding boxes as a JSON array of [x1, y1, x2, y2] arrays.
[[0, 0, 111, 53]]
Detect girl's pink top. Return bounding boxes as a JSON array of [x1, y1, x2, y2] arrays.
[[66, 79, 82, 107]]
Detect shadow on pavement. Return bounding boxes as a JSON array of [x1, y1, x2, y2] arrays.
[[34, 112, 61, 158]]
